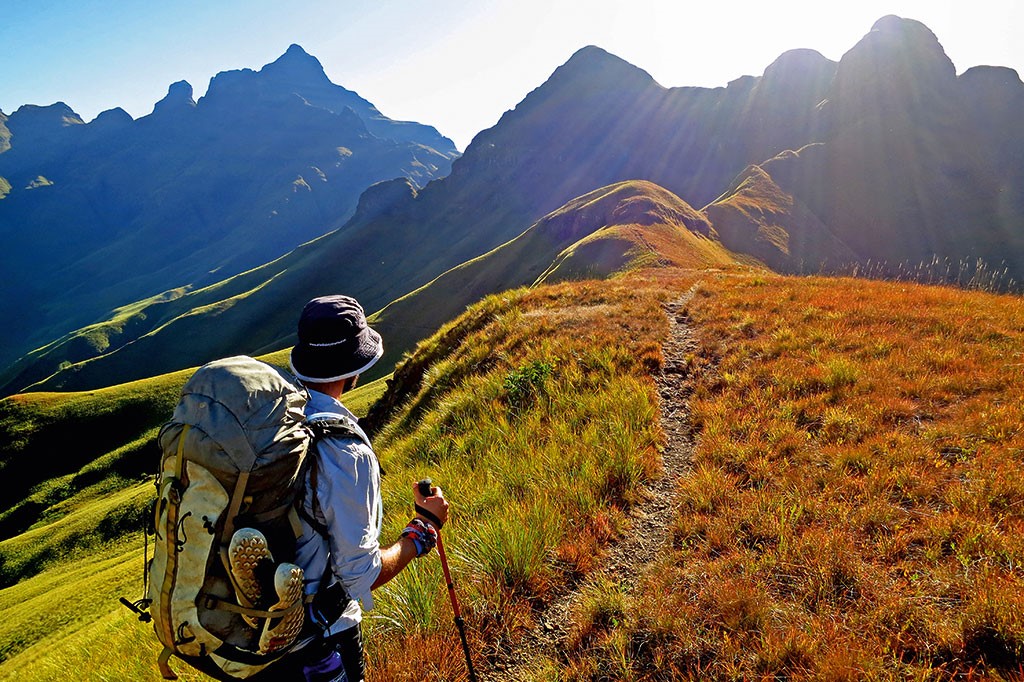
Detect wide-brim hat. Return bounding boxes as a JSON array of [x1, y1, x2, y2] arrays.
[[289, 295, 384, 383]]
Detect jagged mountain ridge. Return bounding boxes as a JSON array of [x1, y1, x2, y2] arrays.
[[5, 15, 1024, 396], [0, 36, 838, 395], [0, 45, 458, 370], [714, 16, 1024, 273]]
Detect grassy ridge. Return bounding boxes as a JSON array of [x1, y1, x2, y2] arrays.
[[363, 277, 677, 680], [4, 271, 1023, 681], [0, 274, 676, 680], [369, 180, 741, 387], [564, 273, 1024, 680], [0, 369, 190, 547]]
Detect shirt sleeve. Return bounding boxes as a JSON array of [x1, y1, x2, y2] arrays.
[[314, 436, 383, 611]]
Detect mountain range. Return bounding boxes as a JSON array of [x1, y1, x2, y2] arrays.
[[2, 15, 1023, 396], [0, 45, 457, 372]]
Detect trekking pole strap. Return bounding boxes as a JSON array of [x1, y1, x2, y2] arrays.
[[413, 503, 444, 530]]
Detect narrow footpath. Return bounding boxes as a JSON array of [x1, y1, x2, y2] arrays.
[[483, 284, 700, 680]]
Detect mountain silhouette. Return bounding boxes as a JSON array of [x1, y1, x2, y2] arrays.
[[721, 16, 1024, 273], [4, 16, 1024, 395], [0, 45, 458, 371]]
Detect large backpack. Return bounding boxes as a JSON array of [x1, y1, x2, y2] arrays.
[[138, 356, 358, 680]]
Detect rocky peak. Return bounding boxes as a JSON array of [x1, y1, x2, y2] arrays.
[[960, 65, 1023, 93], [259, 44, 331, 87], [760, 49, 836, 92], [152, 81, 197, 117], [350, 177, 418, 224], [0, 111, 9, 154], [959, 66, 1024, 126], [204, 45, 334, 109], [827, 15, 958, 132], [549, 45, 657, 93], [88, 107, 134, 134], [6, 102, 84, 145]]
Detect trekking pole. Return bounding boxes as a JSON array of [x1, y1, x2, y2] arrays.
[[417, 478, 478, 682]]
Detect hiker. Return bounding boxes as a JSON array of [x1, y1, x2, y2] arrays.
[[282, 294, 450, 682]]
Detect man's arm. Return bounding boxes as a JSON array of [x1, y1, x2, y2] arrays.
[[371, 536, 419, 589]]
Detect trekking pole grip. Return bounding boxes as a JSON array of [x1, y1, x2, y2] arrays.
[[415, 478, 444, 529], [417, 478, 433, 498]]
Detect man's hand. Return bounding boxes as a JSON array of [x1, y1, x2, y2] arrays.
[[413, 481, 449, 529]]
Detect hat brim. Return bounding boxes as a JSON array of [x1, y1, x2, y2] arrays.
[[289, 328, 383, 383]]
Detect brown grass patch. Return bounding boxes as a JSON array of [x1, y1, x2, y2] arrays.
[[565, 272, 1024, 679]]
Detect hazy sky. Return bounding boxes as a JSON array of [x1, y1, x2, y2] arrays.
[[2, 0, 1021, 151]]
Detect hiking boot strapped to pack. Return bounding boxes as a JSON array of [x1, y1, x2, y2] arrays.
[[130, 355, 360, 681]]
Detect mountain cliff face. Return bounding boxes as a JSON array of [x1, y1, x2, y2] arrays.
[[17, 180, 739, 393], [0, 45, 458, 370], [731, 16, 1024, 274]]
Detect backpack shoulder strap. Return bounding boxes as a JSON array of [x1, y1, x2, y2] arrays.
[[305, 411, 370, 448], [296, 411, 374, 541]]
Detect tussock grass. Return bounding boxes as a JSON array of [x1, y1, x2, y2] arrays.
[[568, 272, 1024, 680], [9, 269, 1022, 681], [843, 256, 1019, 293], [360, 277, 676, 680], [0, 276, 675, 680]]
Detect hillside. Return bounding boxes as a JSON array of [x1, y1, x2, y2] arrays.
[[369, 180, 743, 376], [1, 270, 1022, 681], [0, 364, 387, 587], [705, 158, 859, 272], [559, 273, 1024, 680], [0, 45, 457, 371], [17, 179, 745, 395], [9, 15, 1024, 399], [0, 32, 833, 395]]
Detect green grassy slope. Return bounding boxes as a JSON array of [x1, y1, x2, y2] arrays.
[[0, 358, 386, 579], [369, 180, 743, 378], [22, 180, 743, 397], [0, 369, 190, 547], [1, 270, 1022, 680], [0, 371, 386, 671], [0, 273, 675, 681]]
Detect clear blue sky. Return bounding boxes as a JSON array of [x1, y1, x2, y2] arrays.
[[2, 0, 1021, 151]]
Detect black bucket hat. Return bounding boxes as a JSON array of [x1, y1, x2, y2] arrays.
[[289, 295, 383, 383]]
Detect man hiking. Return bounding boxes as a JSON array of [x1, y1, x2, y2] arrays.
[[281, 294, 449, 681]]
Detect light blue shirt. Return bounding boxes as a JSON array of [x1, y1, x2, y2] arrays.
[[294, 388, 383, 635]]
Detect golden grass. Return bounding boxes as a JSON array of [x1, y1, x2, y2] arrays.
[[565, 272, 1024, 680], [362, 275, 682, 680], [6, 270, 1023, 681]]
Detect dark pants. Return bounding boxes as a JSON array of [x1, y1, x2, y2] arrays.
[[324, 625, 365, 682], [258, 624, 364, 682]]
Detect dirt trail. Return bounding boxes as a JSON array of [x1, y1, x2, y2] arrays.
[[483, 285, 699, 680]]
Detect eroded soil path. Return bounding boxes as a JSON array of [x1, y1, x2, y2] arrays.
[[483, 285, 699, 680]]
